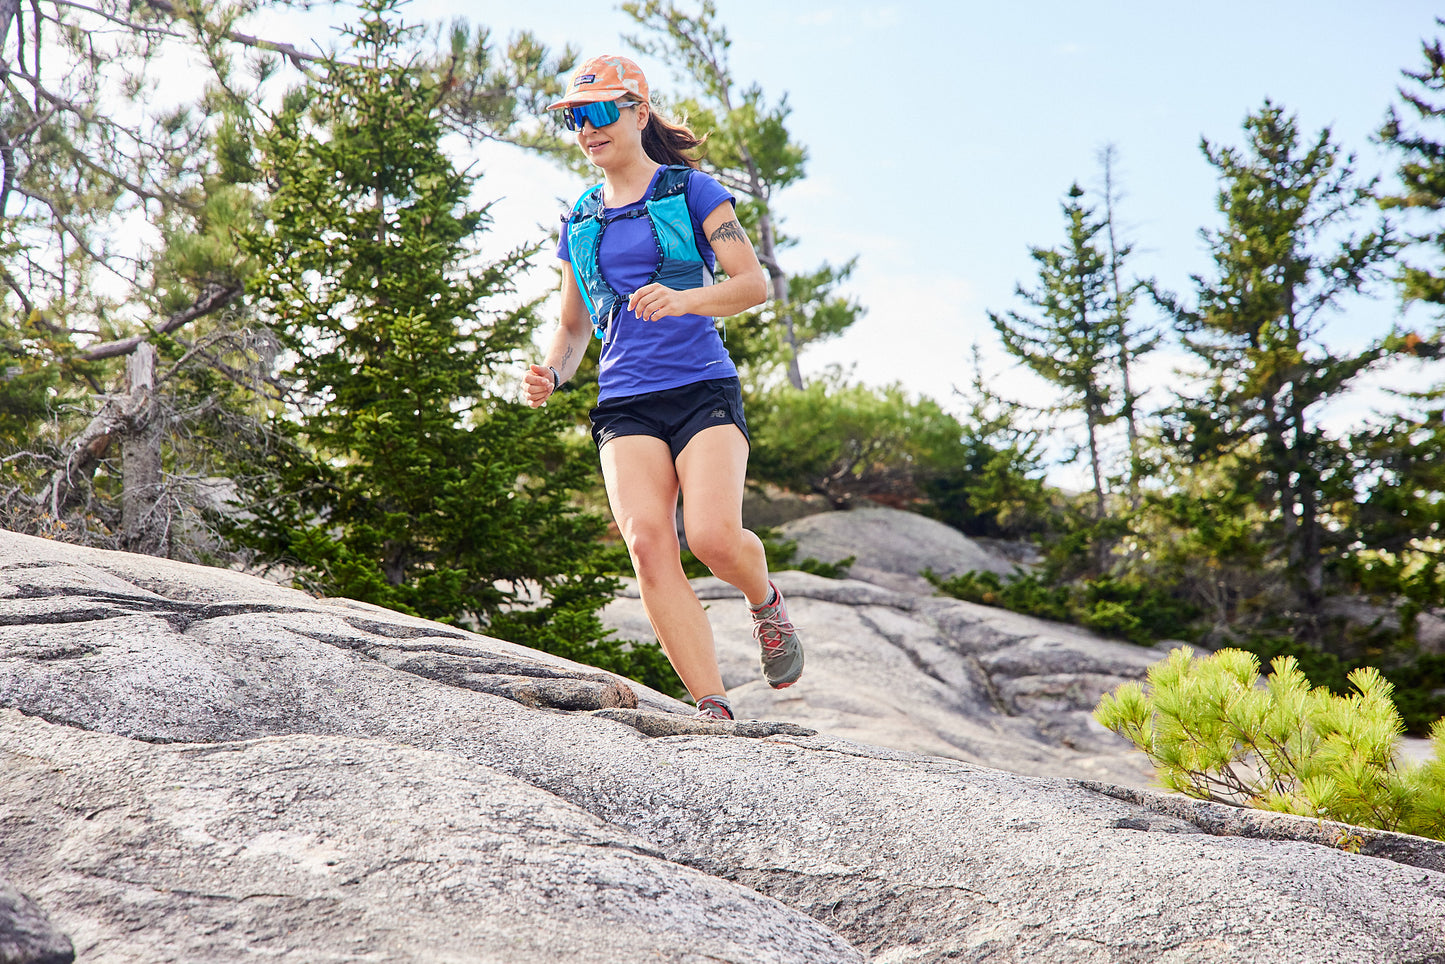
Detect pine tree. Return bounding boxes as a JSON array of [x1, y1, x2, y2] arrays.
[[991, 183, 1120, 520], [1380, 21, 1445, 317], [1162, 101, 1394, 618], [0, 1, 573, 557], [234, 0, 663, 683], [1347, 26, 1445, 648], [1095, 646, 1445, 841], [0, 0, 280, 554]]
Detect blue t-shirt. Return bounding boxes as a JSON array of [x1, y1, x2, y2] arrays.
[[558, 167, 739, 401]]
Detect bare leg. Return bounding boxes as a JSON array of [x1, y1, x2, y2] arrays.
[[676, 424, 771, 606], [599, 435, 726, 701]]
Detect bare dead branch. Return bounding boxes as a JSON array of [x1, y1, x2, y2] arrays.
[[0, 261, 34, 318], [46, 0, 181, 40], [142, 0, 328, 69], [13, 186, 142, 284], [79, 281, 244, 360]]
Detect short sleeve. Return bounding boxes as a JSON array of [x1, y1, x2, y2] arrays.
[[686, 170, 736, 226], [556, 215, 572, 263]]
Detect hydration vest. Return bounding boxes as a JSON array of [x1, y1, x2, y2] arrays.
[[562, 165, 712, 340]]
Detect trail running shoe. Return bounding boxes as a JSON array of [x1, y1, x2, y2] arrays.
[[694, 696, 734, 721], [751, 581, 804, 689]]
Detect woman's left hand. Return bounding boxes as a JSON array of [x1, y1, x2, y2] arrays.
[[628, 283, 695, 322]]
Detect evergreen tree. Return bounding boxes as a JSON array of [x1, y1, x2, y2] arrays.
[[0, 0, 277, 555], [234, 0, 662, 683], [1162, 101, 1394, 619], [1096, 646, 1445, 841], [0, 0, 571, 558], [1380, 21, 1445, 317], [1349, 26, 1445, 641], [991, 183, 1121, 520]]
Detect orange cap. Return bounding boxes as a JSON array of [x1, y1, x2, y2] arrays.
[[546, 55, 650, 109]]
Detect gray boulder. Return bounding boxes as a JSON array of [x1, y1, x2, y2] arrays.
[[604, 572, 1163, 786], [777, 505, 1020, 594], [0, 709, 852, 964], [2, 531, 1445, 963], [0, 878, 72, 964]]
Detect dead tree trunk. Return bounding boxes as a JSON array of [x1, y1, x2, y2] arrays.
[[42, 404, 119, 519], [120, 342, 164, 554]]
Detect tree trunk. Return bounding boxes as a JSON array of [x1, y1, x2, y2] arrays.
[[755, 207, 803, 389], [0, 0, 19, 58], [1288, 392, 1324, 613], [121, 342, 164, 554], [44, 406, 120, 517], [737, 133, 803, 390], [1101, 147, 1142, 510], [0, 0, 22, 218], [1085, 403, 1107, 521]]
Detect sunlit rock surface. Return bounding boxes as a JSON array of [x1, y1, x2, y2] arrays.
[[2, 528, 1444, 963]]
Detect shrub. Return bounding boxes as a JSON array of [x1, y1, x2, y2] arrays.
[[1095, 646, 1445, 841], [928, 568, 1196, 646]]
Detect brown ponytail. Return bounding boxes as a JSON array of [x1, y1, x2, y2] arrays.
[[641, 108, 706, 170]]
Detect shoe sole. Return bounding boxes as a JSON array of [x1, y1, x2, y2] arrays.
[[765, 657, 803, 689]]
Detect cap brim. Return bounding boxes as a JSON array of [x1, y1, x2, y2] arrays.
[[545, 89, 626, 110]]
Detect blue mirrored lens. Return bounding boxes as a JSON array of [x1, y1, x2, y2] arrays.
[[563, 100, 622, 131]]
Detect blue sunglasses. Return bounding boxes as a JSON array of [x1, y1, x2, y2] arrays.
[[560, 99, 640, 132]]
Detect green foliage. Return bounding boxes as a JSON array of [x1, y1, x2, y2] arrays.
[[794, 554, 856, 580], [990, 183, 1122, 516], [752, 529, 854, 579], [987, 169, 1159, 524], [966, 98, 1432, 741], [933, 348, 1056, 539], [231, 0, 658, 683], [1379, 27, 1445, 311], [0, 0, 268, 557], [1159, 100, 1395, 614], [747, 375, 1044, 537], [0, 313, 58, 442], [747, 378, 957, 507], [1239, 634, 1445, 737], [929, 567, 1197, 646], [1095, 647, 1445, 841]]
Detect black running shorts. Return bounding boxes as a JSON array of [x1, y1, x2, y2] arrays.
[[589, 377, 750, 460]]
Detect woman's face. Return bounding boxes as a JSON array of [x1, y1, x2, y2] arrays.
[[576, 101, 647, 168]]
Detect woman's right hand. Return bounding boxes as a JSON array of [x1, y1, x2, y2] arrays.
[[523, 364, 555, 408]]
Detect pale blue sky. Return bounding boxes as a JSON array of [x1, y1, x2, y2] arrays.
[[250, 1, 1445, 471]]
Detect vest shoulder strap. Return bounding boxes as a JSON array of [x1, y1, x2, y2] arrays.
[[567, 183, 606, 222], [651, 165, 693, 201]]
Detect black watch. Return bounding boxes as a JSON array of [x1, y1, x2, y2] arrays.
[[548, 366, 561, 391]]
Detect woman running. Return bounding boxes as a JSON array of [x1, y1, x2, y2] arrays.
[[523, 54, 803, 721]]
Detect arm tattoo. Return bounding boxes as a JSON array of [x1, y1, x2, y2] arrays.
[[709, 219, 749, 246]]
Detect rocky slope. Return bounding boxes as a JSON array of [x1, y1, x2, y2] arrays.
[[610, 505, 1163, 786], [1, 527, 1444, 963], [603, 572, 1163, 787]]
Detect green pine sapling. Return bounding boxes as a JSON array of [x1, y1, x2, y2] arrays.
[[1095, 646, 1445, 841]]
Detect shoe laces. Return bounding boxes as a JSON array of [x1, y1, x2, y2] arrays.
[[752, 605, 795, 655]]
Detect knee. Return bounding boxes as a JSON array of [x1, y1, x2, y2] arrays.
[[685, 521, 744, 573], [622, 521, 682, 578]]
